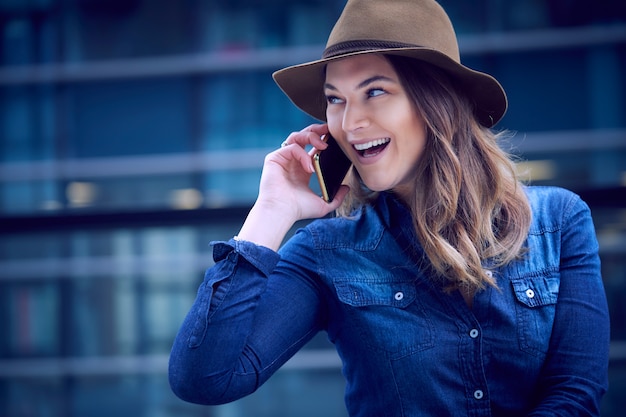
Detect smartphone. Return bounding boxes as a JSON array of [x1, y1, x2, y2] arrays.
[[312, 134, 352, 202]]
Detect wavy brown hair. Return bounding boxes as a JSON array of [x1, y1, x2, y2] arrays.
[[338, 55, 531, 291]]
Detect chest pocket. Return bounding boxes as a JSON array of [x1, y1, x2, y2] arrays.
[[334, 276, 434, 358], [511, 274, 560, 357]]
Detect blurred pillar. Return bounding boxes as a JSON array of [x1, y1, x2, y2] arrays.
[[587, 46, 624, 187]]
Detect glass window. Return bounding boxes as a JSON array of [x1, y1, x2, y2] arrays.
[[2, 282, 60, 358], [66, 0, 195, 61], [0, 377, 66, 417], [68, 78, 192, 158], [204, 169, 261, 207], [438, 0, 489, 33], [0, 180, 59, 213], [202, 72, 315, 152], [0, 1, 61, 66], [202, 6, 258, 51], [516, 149, 626, 190], [1, 17, 35, 65], [0, 85, 56, 162], [62, 175, 200, 212], [287, 3, 336, 45], [479, 48, 589, 132], [202, 73, 260, 151]]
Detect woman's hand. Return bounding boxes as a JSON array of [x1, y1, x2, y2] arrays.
[[236, 124, 349, 250], [260, 124, 348, 220]]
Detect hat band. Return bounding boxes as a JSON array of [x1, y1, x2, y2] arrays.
[[322, 40, 418, 59]]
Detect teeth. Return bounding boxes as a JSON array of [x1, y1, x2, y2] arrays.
[[354, 138, 390, 151]]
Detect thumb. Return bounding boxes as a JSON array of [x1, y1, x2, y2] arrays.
[[325, 185, 350, 212]]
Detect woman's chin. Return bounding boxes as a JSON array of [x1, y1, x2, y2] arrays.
[[361, 179, 392, 193]]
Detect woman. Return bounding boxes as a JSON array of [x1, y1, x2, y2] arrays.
[[169, 0, 610, 415]]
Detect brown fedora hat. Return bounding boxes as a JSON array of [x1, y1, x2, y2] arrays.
[[273, 0, 507, 128]]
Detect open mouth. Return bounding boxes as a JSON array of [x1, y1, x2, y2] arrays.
[[354, 138, 390, 157]]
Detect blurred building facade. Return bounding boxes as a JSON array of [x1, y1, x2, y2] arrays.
[[0, 0, 625, 416]]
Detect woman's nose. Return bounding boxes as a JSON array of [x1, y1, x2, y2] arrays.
[[342, 102, 369, 132]]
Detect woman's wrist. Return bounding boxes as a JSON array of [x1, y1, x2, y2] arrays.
[[236, 200, 298, 251]]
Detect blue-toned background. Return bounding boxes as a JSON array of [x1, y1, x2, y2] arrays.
[[1, 1, 625, 416]]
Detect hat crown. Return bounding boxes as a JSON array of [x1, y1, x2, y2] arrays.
[[325, 0, 460, 62]]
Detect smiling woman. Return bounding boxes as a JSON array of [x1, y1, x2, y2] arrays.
[[168, 1, 610, 416], [324, 54, 428, 198]]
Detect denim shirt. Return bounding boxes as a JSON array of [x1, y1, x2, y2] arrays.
[[169, 186, 610, 416]]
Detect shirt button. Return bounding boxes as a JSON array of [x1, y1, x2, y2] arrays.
[[394, 291, 404, 301], [469, 329, 479, 338], [474, 390, 484, 400], [484, 270, 493, 278], [525, 289, 535, 298]]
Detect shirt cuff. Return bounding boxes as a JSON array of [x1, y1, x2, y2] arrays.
[[211, 238, 281, 277]]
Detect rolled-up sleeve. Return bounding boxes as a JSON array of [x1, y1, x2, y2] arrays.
[[168, 237, 324, 405]]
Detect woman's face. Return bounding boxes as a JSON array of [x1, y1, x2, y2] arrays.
[[324, 54, 427, 198]]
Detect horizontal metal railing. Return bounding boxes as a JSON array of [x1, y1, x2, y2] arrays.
[[0, 129, 624, 183], [0, 25, 625, 85], [0, 349, 343, 378]]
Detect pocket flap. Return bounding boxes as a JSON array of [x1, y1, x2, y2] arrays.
[[511, 275, 559, 307], [334, 278, 416, 308]]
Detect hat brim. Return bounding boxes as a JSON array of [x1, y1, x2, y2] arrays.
[[273, 47, 507, 128]]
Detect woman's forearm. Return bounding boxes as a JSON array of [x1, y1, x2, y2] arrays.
[[237, 200, 299, 251]]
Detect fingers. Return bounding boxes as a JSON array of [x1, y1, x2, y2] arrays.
[[288, 143, 316, 173], [267, 139, 314, 173], [281, 124, 329, 150], [276, 124, 329, 173]]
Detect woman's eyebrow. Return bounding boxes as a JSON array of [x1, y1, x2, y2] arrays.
[[356, 75, 395, 89], [324, 75, 395, 92]]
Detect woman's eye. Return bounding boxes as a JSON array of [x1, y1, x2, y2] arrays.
[[367, 88, 386, 98], [326, 95, 343, 104]]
